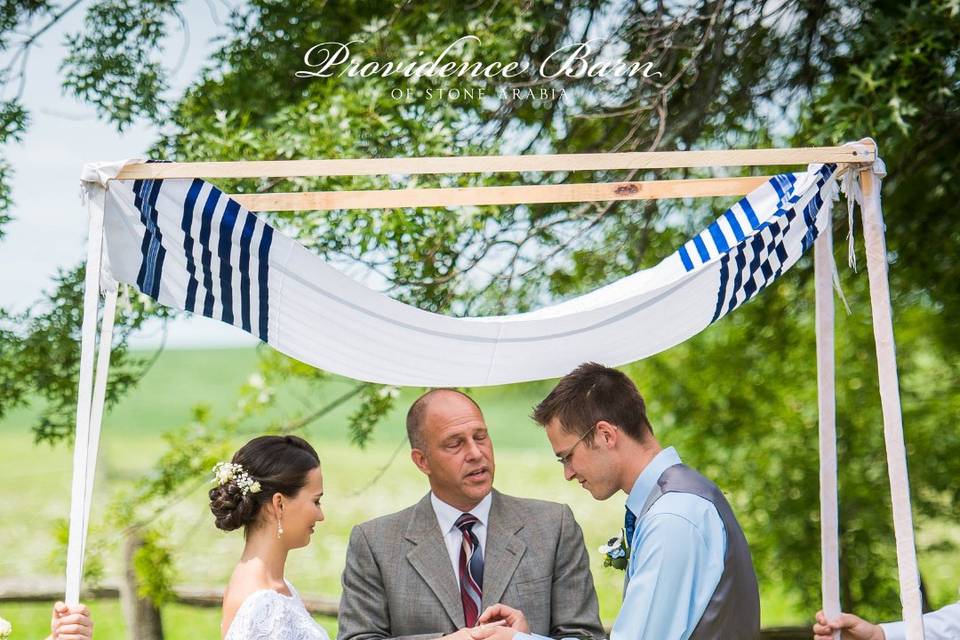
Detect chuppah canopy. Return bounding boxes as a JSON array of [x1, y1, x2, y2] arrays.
[[68, 141, 926, 639], [93, 161, 837, 386]]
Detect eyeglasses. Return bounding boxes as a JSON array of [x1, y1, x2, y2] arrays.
[[556, 424, 597, 467]]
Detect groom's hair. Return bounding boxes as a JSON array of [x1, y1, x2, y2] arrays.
[[532, 362, 652, 444], [406, 388, 483, 449]]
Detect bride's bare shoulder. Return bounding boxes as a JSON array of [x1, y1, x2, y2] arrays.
[[221, 566, 272, 638]]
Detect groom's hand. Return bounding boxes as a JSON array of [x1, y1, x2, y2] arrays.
[[471, 628, 518, 640], [478, 604, 530, 633], [441, 621, 508, 640]]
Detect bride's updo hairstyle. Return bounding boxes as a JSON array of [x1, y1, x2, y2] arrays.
[[209, 435, 320, 534]]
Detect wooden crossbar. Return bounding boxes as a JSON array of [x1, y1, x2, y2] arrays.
[[230, 176, 773, 211], [114, 143, 875, 180]]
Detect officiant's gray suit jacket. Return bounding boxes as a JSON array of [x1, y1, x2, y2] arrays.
[[337, 489, 604, 640]]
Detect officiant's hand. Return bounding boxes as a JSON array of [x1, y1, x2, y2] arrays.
[[50, 601, 94, 639], [478, 604, 530, 633]]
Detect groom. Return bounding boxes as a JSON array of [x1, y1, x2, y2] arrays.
[[480, 362, 760, 640], [337, 388, 604, 640]]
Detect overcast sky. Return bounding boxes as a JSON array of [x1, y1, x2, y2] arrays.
[[0, 0, 257, 349]]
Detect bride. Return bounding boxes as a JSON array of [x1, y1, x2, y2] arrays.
[[209, 435, 329, 639], [209, 434, 507, 640]]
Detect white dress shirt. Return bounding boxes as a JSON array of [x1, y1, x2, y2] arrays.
[[880, 602, 960, 640], [431, 492, 492, 578]]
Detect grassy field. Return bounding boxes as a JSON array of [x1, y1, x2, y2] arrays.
[[0, 347, 953, 637]]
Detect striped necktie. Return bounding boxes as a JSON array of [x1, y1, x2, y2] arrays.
[[455, 512, 484, 626]]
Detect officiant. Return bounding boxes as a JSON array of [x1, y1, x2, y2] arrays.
[[336, 388, 604, 640]]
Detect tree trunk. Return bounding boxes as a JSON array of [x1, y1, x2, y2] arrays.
[[120, 529, 164, 640]]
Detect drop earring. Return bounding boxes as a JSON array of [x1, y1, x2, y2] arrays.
[[276, 504, 284, 539]]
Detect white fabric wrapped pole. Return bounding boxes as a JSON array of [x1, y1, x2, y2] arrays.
[[80, 282, 118, 556], [814, 222, 841, 639], [858, 163, 925, 639], [65, 183, 107, 605]]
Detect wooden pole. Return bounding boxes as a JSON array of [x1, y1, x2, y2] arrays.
[[230, 175, 773, 211], [113, 144, 875, 180]]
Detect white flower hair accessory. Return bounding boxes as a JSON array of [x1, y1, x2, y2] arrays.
[[213, 462, 262, 496]]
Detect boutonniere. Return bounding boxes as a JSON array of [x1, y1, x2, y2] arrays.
[[599, 528, 630, 570]]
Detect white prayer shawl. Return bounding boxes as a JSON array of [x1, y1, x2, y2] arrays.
[[91, 162, 839, 386]]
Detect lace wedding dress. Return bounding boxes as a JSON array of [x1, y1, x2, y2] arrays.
[[225, 580, 330, 640]]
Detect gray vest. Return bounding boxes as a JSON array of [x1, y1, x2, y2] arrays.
[[634, 463, 761, 640]]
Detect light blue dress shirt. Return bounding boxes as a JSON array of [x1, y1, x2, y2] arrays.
[[515, 447, 726, 640]]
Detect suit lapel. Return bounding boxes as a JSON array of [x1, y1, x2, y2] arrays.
[[405, 493, 465, 628], [481, 490, 527, 609]]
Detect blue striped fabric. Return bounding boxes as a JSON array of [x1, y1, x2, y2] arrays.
[[133, 178, 166, 300], [678, 172, 800, 274], [710, 164, 835, 322], [129, 177, 275, 343]]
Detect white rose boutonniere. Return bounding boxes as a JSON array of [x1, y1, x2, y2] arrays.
[[599, 528, 630, 571], [0, 615, 12, 639]]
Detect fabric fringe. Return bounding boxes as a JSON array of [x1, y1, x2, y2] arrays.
[[825, 170, 852, 315]]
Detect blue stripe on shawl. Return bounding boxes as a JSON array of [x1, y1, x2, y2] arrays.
[[693, 235, 710, 262], [198, 188, 218, 316], [182, 179, 203, 312], [722, 210, 745, 241], [257, 225, 273, 342], [238, 212, 257, 332], [133, 179, 166, 299], [707, 221, 730, 253], [711, 253, 731, 322], [217, 199, 240, 324], [679, 245, 694, 271], [740, 200, 760, 229]]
